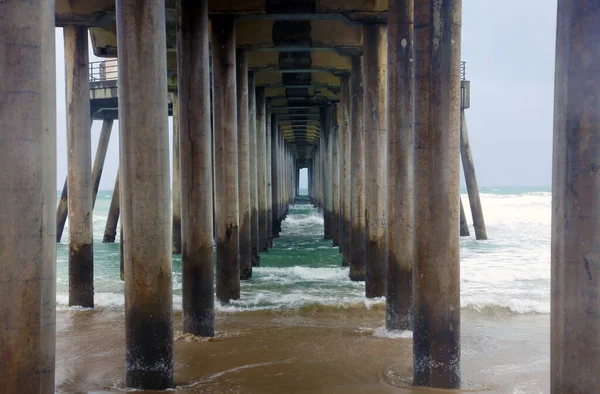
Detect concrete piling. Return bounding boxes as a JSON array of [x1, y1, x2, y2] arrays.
[[331, 104, 341, 248], [103, 168, 120, 243], [460, 110, 487, 240], [212, 16, 240, 302], [551, 1, 600, 392], [413, 0, 462, 388], [340, 75, 352, 267], [237, 50, 252, 280], [256, 87, 269, 252], [321, 106, 334, 240], [116, 0, 173, 388], [172, 93, 182, 254], [91, 119, 114, 209], [56, 179, 69, 242], [266, 110, 273, 248], [350, 55, 367, 281], [177, 0, 215, 336], [64, 25, 94, 308], [0, 1, 56, 390], [248, 72, 261, 266], [271, 115, 281, 238], [386, 0, 414, 331], [363, 24, 388, 298], [459, 198, 470, 237]]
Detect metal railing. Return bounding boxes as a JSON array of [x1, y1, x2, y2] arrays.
[[89, 59, 118, 83], [460, 61, 466, 81]]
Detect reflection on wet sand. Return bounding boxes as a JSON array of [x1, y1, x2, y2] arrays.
[[56, 307, 548, 393]]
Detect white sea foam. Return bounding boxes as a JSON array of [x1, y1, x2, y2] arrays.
[[372, 327, 413, 339], [55, 191, 554, 315]]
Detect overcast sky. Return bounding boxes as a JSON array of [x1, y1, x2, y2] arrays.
[[54, 0, 557, 191]]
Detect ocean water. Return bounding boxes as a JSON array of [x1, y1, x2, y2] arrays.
[[56, 186, 551, 317]]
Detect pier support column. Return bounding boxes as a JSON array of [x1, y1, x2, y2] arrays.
[[332, 104, 341, 247], [340, 75, 352, 267], [321, 106, 333, 240], [0, 1, 56, 390], [56, 179, 69, 242], [363, 24, 388, 298], [103, 168, 120, 243], [386, 0, 414, 331], [237, 50, 252, 280], [459, 198, 470, 237], [65, 25, 94, 308], [116, 0, 173, 388], [177, 0, 214, 336], [460, 111, 487, 240], [413, 0, 461, 388], [92, 119, 114, 208], [266, 110, 273, 248], [350, 55, 366, 281], [249, 73, 260, 266], [257, 87, 269, 252], [552, 1, 600, 392], [271, 116, 281, 237], [212, 16, 240, 302], [57, 118, 111, 243], [172, 93, 182, 254]]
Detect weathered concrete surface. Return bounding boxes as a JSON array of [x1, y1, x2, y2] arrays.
[[177, 0, 215, 337], [386, 0, 414, 331], [56, 179, 69, 242], [552, 1, 600, 393], [212, 16, 241, 302], [413, 0, 462, 389], [460, 110, 487, 240], [65, 25, 94, 308], [256, 87, 269, 252], [271, 114, 281, 238], [331, 104, 341, 248], [172, 93, 182, 254], [92, 119, 113, 208], [103, 168, 120, 243], [237, 50, 252, 280], [350, 55, 366, 282], [340, 75, 352, 267], [459, 198, 470, 237], [266, 108, 273, 248], [116, 0, 173, 388], [248, 72, 261, 266], [363, 24, 387, 298], [56, 118, 111, 243], [0, 1, 56, 391], [321, 105, 334, 240]]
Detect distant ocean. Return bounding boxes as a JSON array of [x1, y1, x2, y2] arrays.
[[56, 186, 551, 316]]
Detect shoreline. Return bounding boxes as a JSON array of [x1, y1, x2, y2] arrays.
[[56, 307, 549, 393]]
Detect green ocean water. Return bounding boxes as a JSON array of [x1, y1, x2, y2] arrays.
[[56, 186, 551, 314]]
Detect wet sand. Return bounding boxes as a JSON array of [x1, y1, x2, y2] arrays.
[[55, 306, 549, 393]]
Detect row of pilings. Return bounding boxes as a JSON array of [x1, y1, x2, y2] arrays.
[[2, 0, 600, 393]]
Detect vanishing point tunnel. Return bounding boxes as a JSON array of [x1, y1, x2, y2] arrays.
[[1, 0, 598, 393]]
